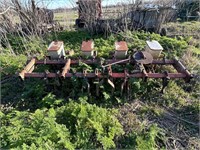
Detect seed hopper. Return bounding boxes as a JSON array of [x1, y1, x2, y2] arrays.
[[19, 40, 193, 95]]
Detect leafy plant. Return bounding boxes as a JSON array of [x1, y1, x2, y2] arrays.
[[136, 124, 163, 150], [0, 54, 27, 76], [162, 81, 189, 108], [56, 98, 124, 149], [40, 93, 64, 108], [0, 109, 74, 150]]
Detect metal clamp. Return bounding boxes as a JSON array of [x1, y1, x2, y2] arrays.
[[108, 65, 112, 76], [43, 58, 46, 64], [82, 69, 90, 95], [95, 68, 99, 76], [161, 71, 170, 94], [72, 69, 77, 75], [121, 69, 129, 96], [138, 63, 148, 82], [44, 70, 50, 80], [102, 66, 115, 94], [83, 69, 87, 77], [107, 66, 115, 88]]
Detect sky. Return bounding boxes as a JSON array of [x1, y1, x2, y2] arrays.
[[37, 0, 137, 9]]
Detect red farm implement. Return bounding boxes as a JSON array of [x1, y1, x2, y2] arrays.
[[19, 40, 193, 95]]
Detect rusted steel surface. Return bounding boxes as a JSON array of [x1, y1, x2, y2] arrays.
[[25, 73, 58, 78], [173, 59, 192, 78], [24, 72, 187, 79], [151, 60, 174, 65], [35, 59, 175, 65], [102, 59, 130, 68], [61, 59, 71, 78], [21, 57, 192, 82], [36, 59, 66, 65], [111, 73, 187, 78], [19, 58, 36, 80]]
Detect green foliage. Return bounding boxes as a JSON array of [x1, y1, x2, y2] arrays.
[[163, 81, 189, 108], [118, 123, 164, 149], [0, 109, 74, 150], [119, 30, 188, 58], [103, 92, 111, 101], [0, 54, 27, 76], [56, 98, 124, 149], [158, 36, 187, 58], [40, 93, 64, 108], [129, 78, 160, 99], [94, 35, 116, 57], [0, 100, 124, 149], [46, 31, 91, 56], [21, 81, 47, 100], [2, 29, 190, 61], [76, 61, 93, 72], [136, 124, 162, 150], [189, 45, 200, 55], [6, 35, 47, 56], [140, 105, 164, 117]]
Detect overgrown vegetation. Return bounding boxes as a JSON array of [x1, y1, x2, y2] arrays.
[[1, 97, 124, 149], [0, 28, 200, 149]]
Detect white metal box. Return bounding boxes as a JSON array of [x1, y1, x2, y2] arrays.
[[47, 41, 65, 59], [81, 40, 95, 57], [114, 41, 128, 59], [145, 40, 163, 59]]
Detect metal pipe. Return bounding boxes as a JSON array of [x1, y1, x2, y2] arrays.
[[102, 58, 130, 68], [35, 59, 175, 65], [173, 59, 192, 77], [24, 72, 187, 79]]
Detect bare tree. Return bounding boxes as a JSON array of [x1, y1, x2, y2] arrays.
[[0, 0, 57, 54]]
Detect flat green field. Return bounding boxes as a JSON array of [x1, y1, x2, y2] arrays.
[[54, 10, 77, 27]]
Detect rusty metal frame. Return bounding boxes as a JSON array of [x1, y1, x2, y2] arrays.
[[34, 59, 175, 65], [19, 58, 193, 81]]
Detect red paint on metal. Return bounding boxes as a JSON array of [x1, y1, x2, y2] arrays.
[[173, 59, 192, 77], [35, 59, 175, 65], [24, 72, 187, 79], [81, 40, 94, 52], [111, 73, 187, 78], [115, 41, 128, 51], [21, 58, 192, 81], [48, 41, 63, 51]]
